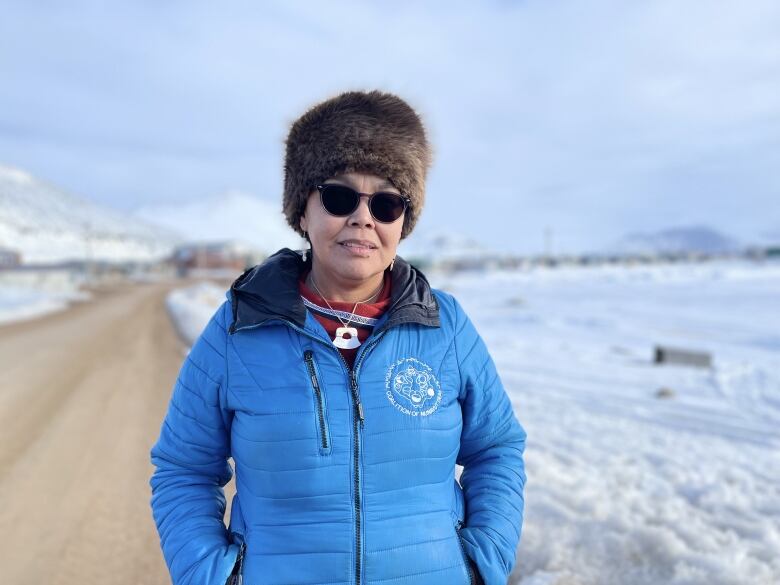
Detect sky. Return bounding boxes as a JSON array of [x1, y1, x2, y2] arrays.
[[1, 0, 779, 255]]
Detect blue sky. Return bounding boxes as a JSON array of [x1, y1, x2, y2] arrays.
[[1, 0, 779, 254]]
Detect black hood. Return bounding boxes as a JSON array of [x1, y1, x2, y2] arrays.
[[228, 248, 440, 334]]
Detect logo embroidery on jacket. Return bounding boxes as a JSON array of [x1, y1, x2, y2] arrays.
[[385, 357, 442, 416]]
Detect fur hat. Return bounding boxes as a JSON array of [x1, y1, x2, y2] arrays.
[[283, 90, 432, 239]]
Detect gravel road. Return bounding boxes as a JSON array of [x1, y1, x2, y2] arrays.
[[0, 281, 235, 585]]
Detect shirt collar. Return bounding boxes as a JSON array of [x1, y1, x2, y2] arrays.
[[229, 248, 439, 334]]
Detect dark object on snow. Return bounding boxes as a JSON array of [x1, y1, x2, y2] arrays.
[[654, 345, 712, 368], [655, 387, 676, 399], [0, 246, 22, 268]]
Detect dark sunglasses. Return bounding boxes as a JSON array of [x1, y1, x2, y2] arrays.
[[316, 184, 410, 224]]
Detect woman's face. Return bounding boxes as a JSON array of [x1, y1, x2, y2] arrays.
[[299, 171, 405, 287]]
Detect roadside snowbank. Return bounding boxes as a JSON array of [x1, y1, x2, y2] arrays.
[[0, 284, 90, 325], [165, 281, 227, 346]]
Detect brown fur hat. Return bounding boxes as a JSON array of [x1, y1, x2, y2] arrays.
[[283, 90, 432, 239]]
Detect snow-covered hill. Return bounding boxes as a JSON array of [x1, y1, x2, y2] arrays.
[[0, 164, 179, 264], [134, 189, 302, 256], [612, 225, 742, 256]]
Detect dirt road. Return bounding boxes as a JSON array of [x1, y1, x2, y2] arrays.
[[0, 281, 234, 585]]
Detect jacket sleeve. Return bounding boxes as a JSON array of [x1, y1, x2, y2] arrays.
[[452, 296, 527, 585], [149, 301, 239, 585]]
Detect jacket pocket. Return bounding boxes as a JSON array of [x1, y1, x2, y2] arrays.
[[453, 519, 475, 585], [303, 350, 332, 455]]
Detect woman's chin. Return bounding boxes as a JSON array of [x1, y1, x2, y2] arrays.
[[335, 261, 383, 283]]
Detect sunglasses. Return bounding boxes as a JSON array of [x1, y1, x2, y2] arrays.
[[316, 184, 410, 224]]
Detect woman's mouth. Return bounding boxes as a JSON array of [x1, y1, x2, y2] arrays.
[[339, 240, 377, 256]]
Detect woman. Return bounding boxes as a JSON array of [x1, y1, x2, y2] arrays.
[[149, 90, 527, 585]]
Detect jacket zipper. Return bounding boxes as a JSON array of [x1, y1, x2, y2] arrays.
[[303, 350, 330, 452], [455, 520, 475, 585], [348, 331, 387, 585], [226, 541, 246, 585], [234, 318, 386, 585]]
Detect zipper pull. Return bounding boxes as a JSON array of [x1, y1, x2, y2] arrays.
[[228, 542, 245, 585], [304, 350, 321, 390], [350, 372, 365, 427]]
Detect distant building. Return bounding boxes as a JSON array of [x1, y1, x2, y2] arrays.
[[0, 246, 22, 268], [171, 241, 263, 277]]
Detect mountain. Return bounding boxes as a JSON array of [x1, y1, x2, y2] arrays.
[[611, 225, 743, 256], [0, 164, 179, 264], [134, 190, 302, 255]]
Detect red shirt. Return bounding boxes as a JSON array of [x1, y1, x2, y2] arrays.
[[298, 270, 392, 369]]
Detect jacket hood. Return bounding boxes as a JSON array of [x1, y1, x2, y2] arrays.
[[228, 248, 440, 334]]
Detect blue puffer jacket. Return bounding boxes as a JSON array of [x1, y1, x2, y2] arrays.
[[149, 248, 527, 585]]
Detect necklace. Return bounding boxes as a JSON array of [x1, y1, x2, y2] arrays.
[[308, 273, 383, 349]]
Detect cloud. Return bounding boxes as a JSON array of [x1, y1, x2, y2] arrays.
[[1, 0, 778, 253]]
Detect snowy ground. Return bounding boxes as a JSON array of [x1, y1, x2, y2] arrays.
[[165, 281, 229, 346], [0, 285, 90, 325], [167, 259, 780, 585]]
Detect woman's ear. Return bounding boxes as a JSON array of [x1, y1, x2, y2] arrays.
[[299, 213, 307, 234]]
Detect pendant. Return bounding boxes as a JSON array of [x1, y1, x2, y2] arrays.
[[333, 326, 361, 349]]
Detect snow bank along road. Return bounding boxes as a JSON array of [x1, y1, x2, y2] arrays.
[[0, 281, 214, 585]]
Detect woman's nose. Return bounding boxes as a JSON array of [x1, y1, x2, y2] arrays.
[[348, 195, 375, 226]]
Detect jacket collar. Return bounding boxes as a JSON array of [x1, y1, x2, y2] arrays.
[[229, 247, 440, 334]]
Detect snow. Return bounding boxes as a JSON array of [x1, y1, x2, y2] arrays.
[[0, 164, 179, 264], [165, 281, 228, 346], [442, 259, 780, 585], [134, 189, 301, 256], [0, 286, 90, 325], [166, 258, 780, 585]]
